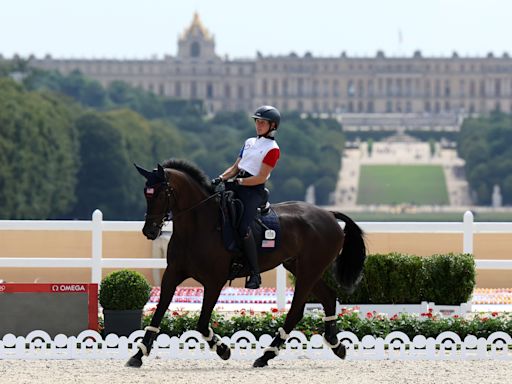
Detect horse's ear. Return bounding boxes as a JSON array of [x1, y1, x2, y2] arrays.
[[157, 164, 165, 179], [134, 163, 152, 180]]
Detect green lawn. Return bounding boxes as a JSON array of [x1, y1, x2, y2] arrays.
[[344, 211, 512, 222], [357, 165, 449, 205]]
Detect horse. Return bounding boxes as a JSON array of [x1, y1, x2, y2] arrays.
[[127, 159, 366, 368]]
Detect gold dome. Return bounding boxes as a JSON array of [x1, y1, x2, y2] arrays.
[[180, 12, 213, 41]]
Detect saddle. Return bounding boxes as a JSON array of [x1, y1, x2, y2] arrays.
[[218, 188, 280, 281]]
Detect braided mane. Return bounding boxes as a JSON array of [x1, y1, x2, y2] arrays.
[[161, 158, 215, 194]]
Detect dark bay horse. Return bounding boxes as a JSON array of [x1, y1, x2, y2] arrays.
[[127, 159, 366, 368]]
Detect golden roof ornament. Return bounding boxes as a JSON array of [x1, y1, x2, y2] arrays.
[[180, 12, 212, 41]]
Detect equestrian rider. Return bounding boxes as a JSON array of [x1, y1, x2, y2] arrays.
[[212, 106, 281, 289]]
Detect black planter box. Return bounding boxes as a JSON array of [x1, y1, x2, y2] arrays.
[[103, 309, 143, 337]]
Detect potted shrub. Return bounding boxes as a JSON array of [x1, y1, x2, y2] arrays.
[[100, 269, 151, 337]]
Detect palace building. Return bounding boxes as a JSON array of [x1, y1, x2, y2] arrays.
[[26, 13, 512, 118]]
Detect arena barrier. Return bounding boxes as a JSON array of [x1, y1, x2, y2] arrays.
[[0, 329, 510, 360], [1, 209, 512, 310]]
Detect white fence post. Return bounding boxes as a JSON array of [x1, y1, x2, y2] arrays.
[[276, 264, 286, 310], [463, 210, 474, 254], [91, 209, 103, 284]]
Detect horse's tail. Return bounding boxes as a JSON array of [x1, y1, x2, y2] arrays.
[[331, 211, 366, 294]]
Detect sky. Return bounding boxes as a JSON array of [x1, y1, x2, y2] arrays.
[[1, 0, 510, 60]]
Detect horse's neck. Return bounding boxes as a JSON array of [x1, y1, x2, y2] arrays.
[[173, 183, 217, 232]]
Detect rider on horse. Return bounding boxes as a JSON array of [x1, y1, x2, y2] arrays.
[[212, 106, 281, 289]]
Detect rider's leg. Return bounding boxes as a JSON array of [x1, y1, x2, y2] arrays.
[[242, 228, 261, 289], [235, 185, 264, 289]]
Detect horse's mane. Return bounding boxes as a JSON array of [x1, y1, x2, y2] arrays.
[[161, 158, 215, 194]]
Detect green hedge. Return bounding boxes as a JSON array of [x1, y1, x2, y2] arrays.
[[321, 253, 476, 305]]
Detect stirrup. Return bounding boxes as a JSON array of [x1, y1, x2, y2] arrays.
[[245, 273, 261, 289]]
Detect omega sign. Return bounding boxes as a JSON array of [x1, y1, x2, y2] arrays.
[[51, 284, 86, 292]]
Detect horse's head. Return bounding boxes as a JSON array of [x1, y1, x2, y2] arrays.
[[135, 163, 173, 240]]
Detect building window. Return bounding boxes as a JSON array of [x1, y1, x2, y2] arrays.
[[273, 79, 279, 95], [191, 82, 197, 98], [406, 101, 412, 112], [282, 80, 288, 96], [297, 78, 304, 96], [435, 80, 441, 97], [425, 101, 431, 112], [347, 80, 355, 97], [238, 86, 244, 98], [386, 100, 392, 112], [262, 80, 268, 96], [224, 85, 231, 98], [444, 80, 451, 97], [367, 80, 374, 97], [333, 80, 340, 97], [459, 79, 465, 97], [469, 81, 476, 97], [495, 79, 501, 97], [190, 42, 200, 57], [313, 80, 319, 97], [206, 83, 213, 99], [357, 79, 364, 97], [479, 80, 486, 97], [175, 82, 181, 97]]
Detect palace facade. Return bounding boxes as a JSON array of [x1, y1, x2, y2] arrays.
[[26, 13, 512, 117]]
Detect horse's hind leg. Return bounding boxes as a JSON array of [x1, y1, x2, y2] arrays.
[[197, 283, 231, 360], [310, 280, 346, 359], [253, 266, 317, 368], [126, 267, 184, 368]]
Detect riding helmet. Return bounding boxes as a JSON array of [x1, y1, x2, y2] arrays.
[[251, 105, 281, 129]]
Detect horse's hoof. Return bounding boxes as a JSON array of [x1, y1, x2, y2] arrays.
[[125, 357, 143, 368], [253, 357, 268, 368], [333, 344, 346, 360], [216, 343, 231, 360]]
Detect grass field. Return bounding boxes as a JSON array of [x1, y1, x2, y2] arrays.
[[344, 211, 512, 222], [357, 165, 449, 205]]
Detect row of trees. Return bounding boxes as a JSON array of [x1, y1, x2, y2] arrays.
[[457, 112, 512, 205], [0, 68, 344, 219]]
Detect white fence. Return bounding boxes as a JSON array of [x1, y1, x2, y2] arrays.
[[1, 209, 512, 310], [1, 329, 511, 360]]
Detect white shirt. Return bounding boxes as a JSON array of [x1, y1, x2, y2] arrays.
[[238, 137, 280, 178]]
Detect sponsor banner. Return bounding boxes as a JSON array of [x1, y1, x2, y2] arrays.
[[0, 283, 98, 331], [0, 283, 92, 293]]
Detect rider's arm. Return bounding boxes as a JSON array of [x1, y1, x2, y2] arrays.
[[237, 163, 273, 186], [219, 157, 241, 181]]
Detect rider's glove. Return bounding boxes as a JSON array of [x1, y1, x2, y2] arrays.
[[211, 177, 223, 186]]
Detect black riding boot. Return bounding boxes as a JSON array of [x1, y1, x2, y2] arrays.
[[243, 230, 261, 289]]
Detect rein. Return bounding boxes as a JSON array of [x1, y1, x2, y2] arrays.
[[146, 180, 220, 227], [172, 191, 221, 219]]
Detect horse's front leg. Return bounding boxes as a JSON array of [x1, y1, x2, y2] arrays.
[[197, 284, 231, 360], [126, 267, 185, 368]]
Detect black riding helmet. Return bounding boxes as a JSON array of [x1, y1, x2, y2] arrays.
[[251, 106, 281, 137]]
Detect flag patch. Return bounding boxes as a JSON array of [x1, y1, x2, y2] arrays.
[[261, 240, 275, 248]]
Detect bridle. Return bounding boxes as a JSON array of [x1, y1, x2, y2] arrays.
[[144, 180, 220, 230]]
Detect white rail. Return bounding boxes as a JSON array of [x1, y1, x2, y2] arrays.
[[1, 209, 511, 310]]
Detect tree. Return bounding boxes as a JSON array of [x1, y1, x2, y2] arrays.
[[0, 78, 78, 219], [72, 112, 134, 219]]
